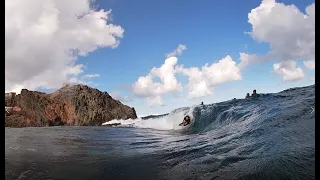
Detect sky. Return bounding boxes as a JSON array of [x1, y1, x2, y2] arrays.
[[5, 0, 315, 117]]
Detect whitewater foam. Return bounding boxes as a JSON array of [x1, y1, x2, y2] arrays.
[[103, 106, 196, 130]]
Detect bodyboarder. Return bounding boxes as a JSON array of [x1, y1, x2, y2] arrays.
[[179, 115, 191, 126]]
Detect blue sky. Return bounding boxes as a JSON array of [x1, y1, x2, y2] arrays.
[[83, 0, 314, 116], [5, 0, 315, 117]]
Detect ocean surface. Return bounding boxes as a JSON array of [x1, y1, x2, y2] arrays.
[[5, 85, 315, 180]]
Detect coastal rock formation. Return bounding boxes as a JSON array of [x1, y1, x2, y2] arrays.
[[5, 84, 137, 127]]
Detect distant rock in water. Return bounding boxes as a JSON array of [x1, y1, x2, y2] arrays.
[[5, 84, 137, 127]]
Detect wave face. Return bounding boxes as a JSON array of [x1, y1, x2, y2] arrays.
[[107, 85, 315, 135], [190, 84, 315, 135], [6, 85, 314, 180], [102, 85, 315, 179]]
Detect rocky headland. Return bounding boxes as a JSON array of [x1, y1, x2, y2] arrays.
[[5, 84, 137, 127]]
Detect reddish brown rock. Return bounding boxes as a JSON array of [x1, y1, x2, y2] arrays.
[[5, 84, 137, 127]]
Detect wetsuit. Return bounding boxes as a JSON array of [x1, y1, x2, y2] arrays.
[[179, 116, 191, 126]]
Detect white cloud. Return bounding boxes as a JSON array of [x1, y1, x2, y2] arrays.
[[81, 74, 100, 80], [240, 0, 314, 68], [238, 53, 267, 69], [5, 84, 26, 95], [176, 55, 241, 98], [132, 57, 183, 105], [147, 96, 163, 106], [303, 60, 315, 70], [273, 61, 305, 82], [110, 91, 132, 102], [5, 0, 124, 94], [133, 53, 241, 103], [165, 44, 187, 58]]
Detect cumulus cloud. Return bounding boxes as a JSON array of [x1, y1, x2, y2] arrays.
[[165, 44, 187, 58], [303, 60, 315, 70], [133, 46, 241, 104], [68, 73, 101, 87], [5, 0, 124, 93], [239, 0, 314, 68], [147, 96, 163, 106], [238, 53, 267, 69], [110, 91, 132, 102], [132, 56, 182, 106], [81, 74, 100, 80], [132, 44, 188, 106], [273, 61, 305, 81], [176, 56, 241, 98]]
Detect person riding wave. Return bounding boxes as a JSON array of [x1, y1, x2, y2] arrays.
[[179, 115, 191, 126]]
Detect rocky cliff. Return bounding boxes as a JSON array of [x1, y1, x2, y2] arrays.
[[5, 84, 137, 127]]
